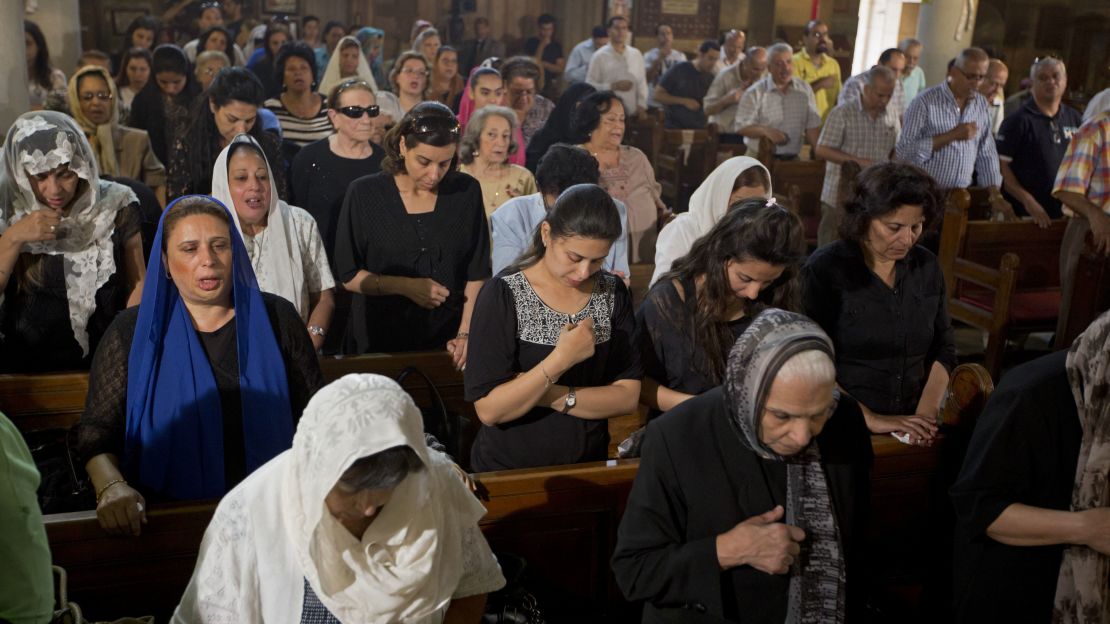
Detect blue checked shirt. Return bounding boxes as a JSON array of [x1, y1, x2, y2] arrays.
[[896, 83, 1002, 188]]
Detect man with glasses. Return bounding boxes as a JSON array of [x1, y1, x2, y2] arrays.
[[897, 47, 1013, 246], [793, 20, 841, 121], [587, 15, 649, 119], [997, 57, 1082, 227], [979, 59, 1009, 136], [734, 43, 821, 160]]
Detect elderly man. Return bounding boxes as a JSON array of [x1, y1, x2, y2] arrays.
[[587, 15, 649, 118], [645, 24, 688, 108], [734, 43, 821, 160], [839, 48, 906, 118], [997, 57, 1083, 226], [981, 59, 1009, 136], [793, 20, 841, 121], [565, 26, 608, 84], [612, 309, 872, 624], [1083, 87, 1110, 122], [705, 46, 768, 143], [900, 38, 927, 102], [815, 66, 902, 245], [654, 40, 720, 129], [714, 29, 746, 73], [896, 47, 1012, 242]]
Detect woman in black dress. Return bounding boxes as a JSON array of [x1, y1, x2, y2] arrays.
[[334, 102, 489, 367], [802, 162, 954, 446], [464, 184, 641, 472], [637, 198, 805, 418]]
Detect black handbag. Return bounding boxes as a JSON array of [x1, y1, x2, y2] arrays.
[[482, 553, 546, 624], [395, 366, 470, 464], [29, 429, 94, 514]]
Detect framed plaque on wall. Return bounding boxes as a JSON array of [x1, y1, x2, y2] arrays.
[[630, 0, 721, 53]]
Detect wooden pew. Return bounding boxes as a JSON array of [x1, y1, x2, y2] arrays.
[[756, 137, 826, 248], [655, 126, 720, 214], [938, 190, 1067, 379], [1054, 232, 1110, 348], [623, 108, 662, 169]]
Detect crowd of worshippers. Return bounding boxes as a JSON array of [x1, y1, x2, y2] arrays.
[[3, 4, 1110, 623]]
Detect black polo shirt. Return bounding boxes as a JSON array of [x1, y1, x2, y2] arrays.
[[658, 61, 715, 129], [996, 98, 1083, 219]]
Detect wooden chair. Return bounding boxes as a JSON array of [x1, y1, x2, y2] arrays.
[[1055, 232, 1110, 348], [622, 108, 662, 167], [755, 137, 827, 247], [655, 125, 720, 214], [938, 190, 1068, 380]]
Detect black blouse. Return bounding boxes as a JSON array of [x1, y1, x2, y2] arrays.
[[801, 240, 957, 416], [611, 387, 873, 623], [464, 270, 642, 472], [949, 350, 1081, 623], [636, 276, 753, 419], [334, 171, 491, 354], [73, 293, 324, 493], [0, 202, 140, 373]]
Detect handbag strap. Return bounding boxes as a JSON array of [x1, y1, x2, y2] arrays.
[[396, 366, 458, 454]]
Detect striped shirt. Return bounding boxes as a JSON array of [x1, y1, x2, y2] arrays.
[[818, 99, 901, 206], [896, 83, 1002, 189], [1052, 111, 1110, 216], [264, 96, 334, 147], [733, 75, 822, 157]]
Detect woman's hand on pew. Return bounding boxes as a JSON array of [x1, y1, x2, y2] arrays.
[[97, 482, 148, 537], [863, 412, 938, 446]]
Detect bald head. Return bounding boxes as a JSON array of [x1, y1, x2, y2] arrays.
[[979, 58, 1008, 98]]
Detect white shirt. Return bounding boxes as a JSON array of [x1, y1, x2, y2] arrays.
[[644, 48, 687, 108], [733, 75, 822, 156], [565, 38, 599, 84], [587, 43, 649, 114]]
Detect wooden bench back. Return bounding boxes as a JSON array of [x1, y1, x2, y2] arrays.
[[1056, 234, 1110, 348]]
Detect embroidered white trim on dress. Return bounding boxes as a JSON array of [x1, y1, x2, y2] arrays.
[[502, 271, 615, 346]]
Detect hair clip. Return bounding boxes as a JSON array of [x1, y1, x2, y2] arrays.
[[765, 197, 778, 208]]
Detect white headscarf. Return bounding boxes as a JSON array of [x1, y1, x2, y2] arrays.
[[319, 36, 379, 97], [284, 373, 490, 623], [210, 134, 309, 320], [650, 156, 771, 286], [0, 112, 136, 355]]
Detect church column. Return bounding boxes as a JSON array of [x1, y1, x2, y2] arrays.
[[2, 3, 31, 132], [916, 0, 980, 87]]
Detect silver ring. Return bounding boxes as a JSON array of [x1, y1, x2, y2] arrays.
[[49, 224, 56, 232], [136, 502, 144, 513]]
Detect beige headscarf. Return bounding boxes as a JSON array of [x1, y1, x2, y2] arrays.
[[284, 373, 490, 622], [66, 65, 121, 177], [319, 36, 379, 97]]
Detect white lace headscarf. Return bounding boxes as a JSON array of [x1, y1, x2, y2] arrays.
[[0, 111, 135, 355], [283, 373, 489, 623]]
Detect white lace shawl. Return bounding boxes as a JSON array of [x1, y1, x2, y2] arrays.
[[0, 112, 136, 355]]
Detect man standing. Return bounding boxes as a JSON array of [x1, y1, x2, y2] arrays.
[[587, 15, 649, 119], [654, 41, 720, 129], [997, 57, 1083, 226], [734, 43, 822, 160], [460, 17, 506, 76], [980, 59, 1009, 136], [564, 26, 608, 84], [816, 66, 902, 244], [900, 38, 927, 102], [793, 20, 841, 122], [714, 29, 746, 74], [705, 46, 768, 142], [523, 14, 565, 99], [897, 47, 1013, 242], [839, 48, 907, 119], [645, 25, 688, 109]]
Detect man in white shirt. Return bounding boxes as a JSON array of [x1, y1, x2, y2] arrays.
[[734, 43, 822, 159], [713, 29, 746, 74], [564, 26, 608, 84], [644, 24, 687, 108], [980, 59, 1009, 136], [586, 15, 649, 119]]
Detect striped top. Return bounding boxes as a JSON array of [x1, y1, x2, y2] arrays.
[[264, 95, 334, 147]]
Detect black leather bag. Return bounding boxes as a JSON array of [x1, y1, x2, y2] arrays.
[[29, 429, 94, 514], [396, 366, 470, 464], [482, 553, 546, 624]]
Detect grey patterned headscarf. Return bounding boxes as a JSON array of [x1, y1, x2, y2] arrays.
[[725, 308, 846, 624]]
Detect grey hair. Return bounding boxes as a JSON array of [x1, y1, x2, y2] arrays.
[[776, 348, 836, 386], [899, 37, 921, 51], [767, 42, 794, 60], [1030, 56, 1066, 80], [861, 65, 896, 86], [745, 46, 767, 61], [195, 50, 231, 77], [458, 105, 519, 165], [337, 446, 425, 492], [412, 27, 440, 51], [955, 47, 989, 70]]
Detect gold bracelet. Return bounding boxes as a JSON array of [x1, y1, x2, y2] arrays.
[[96, 478, 127, 504]]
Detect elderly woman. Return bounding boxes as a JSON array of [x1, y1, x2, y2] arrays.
[[73, 196, 324, 535], [802, 162, 954, 446], [174, 373, 505, 622], [264, 42, 332, 151], [638, 199, 805, 418], [651, 156, 772, 285], [377, 51, 431, 127], [466, 184, 641, 471], [335, 102, 489, 366], [430, 46, 465, 108], [318, 35, 379, 99], [67, 66, 166, 206], [613, 309, 873, 623], [576, 90, 665, 263], [950, 311, 1110, 623], [114, 46, 152, 121], [500, 56, 555, 146], [211, 135, 334, 349], [194, 50, 230, 92], [458, 67, 527, 167], [414, 27, 442, 65], [457, 106, 537, 215], [0, 112, 145, 372]]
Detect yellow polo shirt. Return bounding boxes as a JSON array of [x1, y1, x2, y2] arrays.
[[793, 48, 842, 121]]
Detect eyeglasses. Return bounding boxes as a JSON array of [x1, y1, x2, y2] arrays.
[[79, 92, 113, 102], [954, 66, 986, 82], [199, 1, 221, 9], [408, 114, 460, 136], [338, 105, 380, 119], [401, 67, 429, 77]]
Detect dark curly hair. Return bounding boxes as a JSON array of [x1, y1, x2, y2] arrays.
[[274, 41, 319, 92], [838, 162, 942, 243], [572, 90, 624, 143], [508, 184, 623, 273], [535, 144, 600, 197], [381, 101, 461, 175], [660, 198, 807, 383], [198, 26, 236, 61]]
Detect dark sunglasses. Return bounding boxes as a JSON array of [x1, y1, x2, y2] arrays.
[[338, 105, 380, 119]]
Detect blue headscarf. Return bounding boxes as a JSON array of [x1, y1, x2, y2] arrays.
[[124, 195, 293, 500]]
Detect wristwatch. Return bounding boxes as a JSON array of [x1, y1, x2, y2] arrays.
[[562, 386, 576, 413], [307, 325, 326, 337]]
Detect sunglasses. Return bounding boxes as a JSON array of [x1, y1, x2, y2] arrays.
[[79, 92, 114, 102], [338, 105, 380, 119]]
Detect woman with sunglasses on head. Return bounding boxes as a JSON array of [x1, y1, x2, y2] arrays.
[[377, 51, 432, 127], [335, 102, 490, 368], [291, 79, 384, 354]]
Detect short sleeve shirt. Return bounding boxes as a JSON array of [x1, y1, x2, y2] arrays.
[[733, 75, 822, 156], [793, 49, 842, 121], [996, 98, 1083, 218], [1051, 111, 1110, 216], [658, 61, 715, 129], [817, 100, 900, 206]]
